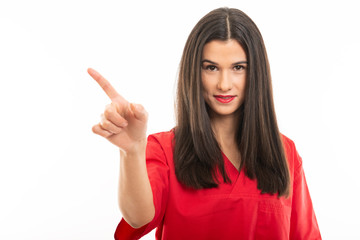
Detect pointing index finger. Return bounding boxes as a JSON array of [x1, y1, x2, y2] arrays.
[[87, 68, 122, 101]]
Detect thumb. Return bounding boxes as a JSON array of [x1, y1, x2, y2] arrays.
[[130, 103, 148, 121]]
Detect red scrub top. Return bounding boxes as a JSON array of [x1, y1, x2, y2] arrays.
[[114, 130, 321, 240]]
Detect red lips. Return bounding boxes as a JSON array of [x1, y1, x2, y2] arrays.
[[214, 95, 236, 103]]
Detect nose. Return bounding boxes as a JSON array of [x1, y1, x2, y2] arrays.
[[217, 71, 232, 91]]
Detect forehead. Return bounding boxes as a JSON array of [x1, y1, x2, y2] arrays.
[[202, 39, 247, 62]]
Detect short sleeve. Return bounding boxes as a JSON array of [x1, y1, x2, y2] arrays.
[[114, 134, 170, 240], [289, 145, 322, 239]]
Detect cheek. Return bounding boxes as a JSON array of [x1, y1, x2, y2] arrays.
[[201, 85, 209, 101], [240, 80, 247, 101], [201, 77, 209, 94], [201, 81, 211, 104], [237, 75, 246, 91], [201, 73, 215, 94]]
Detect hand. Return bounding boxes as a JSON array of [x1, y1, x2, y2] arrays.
[[88, 68, 148, 153]]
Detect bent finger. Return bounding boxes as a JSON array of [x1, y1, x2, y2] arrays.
[[104, 103, 128, 127], [100, 114, 123, 134], [92, 124, 113, 138], [130, 103, 148, 122]]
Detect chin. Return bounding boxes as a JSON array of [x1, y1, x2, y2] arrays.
[[210, 109, 238, 117]]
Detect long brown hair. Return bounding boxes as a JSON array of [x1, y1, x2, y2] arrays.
[[174, 7, 290, 197]]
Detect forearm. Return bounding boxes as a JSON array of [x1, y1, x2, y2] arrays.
[[88, 68, 153, 228], [118, 142, 155, 229]]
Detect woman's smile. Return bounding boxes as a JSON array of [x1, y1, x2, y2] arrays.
[[214, 95, 236, 103]]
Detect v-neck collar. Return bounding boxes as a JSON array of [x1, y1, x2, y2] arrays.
[[221, 152, 261, 196], [221, 152, 241, 181]]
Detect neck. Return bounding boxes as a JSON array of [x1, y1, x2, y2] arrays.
[[210, 114, 238, 148]]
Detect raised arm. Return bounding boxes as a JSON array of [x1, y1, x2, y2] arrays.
[[88, 68, 154, 228]]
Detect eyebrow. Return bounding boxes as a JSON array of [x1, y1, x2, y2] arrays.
[[201, 59, 248, 65]]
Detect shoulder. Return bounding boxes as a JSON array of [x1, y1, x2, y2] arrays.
[[280, 133, 298, 157], [280, 133, 295, 150], [148, 129, 175, 144], [145, 130, 175, 169], [280, 133, 303, 171], [146, 129, 175, 153]]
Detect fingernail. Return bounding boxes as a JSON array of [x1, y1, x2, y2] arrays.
[[130, 103, 136, 111]]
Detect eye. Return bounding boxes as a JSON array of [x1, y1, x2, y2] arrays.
[[204, 65, 218, 71], [233, 65, 246, 71]]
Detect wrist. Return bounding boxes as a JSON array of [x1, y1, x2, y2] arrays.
[[120, 138, 147, 159]]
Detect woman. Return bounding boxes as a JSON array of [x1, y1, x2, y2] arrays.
[[89, 7, 321, 240]]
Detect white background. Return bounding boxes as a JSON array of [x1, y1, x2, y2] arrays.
[[0, 0, 359, 239]]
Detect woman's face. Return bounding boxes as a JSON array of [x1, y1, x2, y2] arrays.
[[201, 39, 247, 119]]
